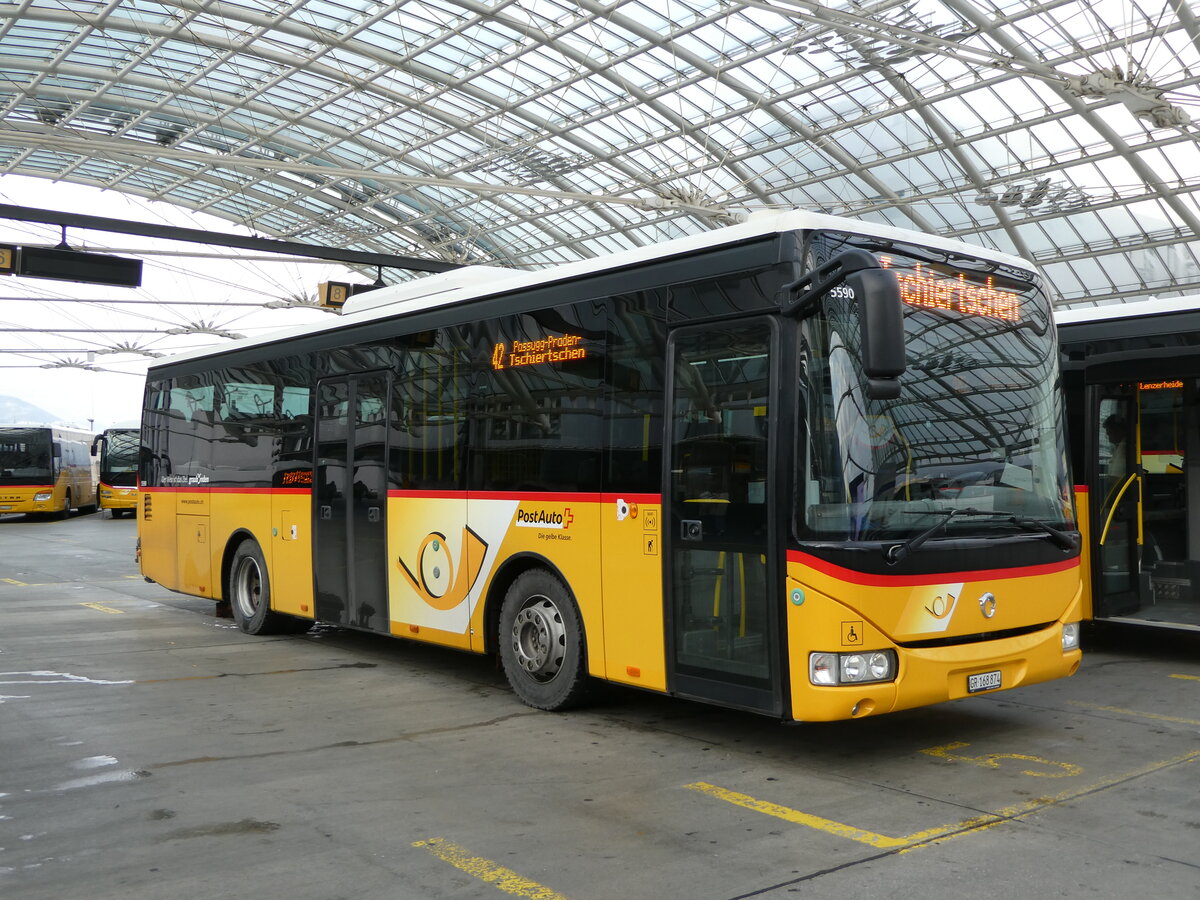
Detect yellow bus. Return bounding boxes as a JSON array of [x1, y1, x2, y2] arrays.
[[138, 211, 1083, 721], [92, 428, 140, 518], [1058, 296, 1200, 632], [0, 426, 97, 518]]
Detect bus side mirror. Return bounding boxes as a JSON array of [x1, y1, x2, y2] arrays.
[[780, 249, 906, 400], [91, 435, 102, 457], [848, 267, 904, 400]]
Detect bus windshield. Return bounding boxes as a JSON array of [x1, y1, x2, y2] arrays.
[[102, 430, 140, 474], [0, 429, 52, 484], [798, 243, 1074, 543]]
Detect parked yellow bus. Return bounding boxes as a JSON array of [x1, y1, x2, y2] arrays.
[[0, 426, 97, 518], [138, 211, 1082, 721], [92, 427, 140, 517]]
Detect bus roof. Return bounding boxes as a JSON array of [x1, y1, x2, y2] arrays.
[[151, 209, 1037, 370], [1055, 295, 1200, 327]]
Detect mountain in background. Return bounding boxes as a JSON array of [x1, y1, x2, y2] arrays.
[[0, 395, 61, 424]]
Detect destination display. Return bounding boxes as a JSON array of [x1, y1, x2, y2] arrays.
[[880, 255, 1022, 321], [491, 333, 588, 370]]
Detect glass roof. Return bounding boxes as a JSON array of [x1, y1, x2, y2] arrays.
[[0, 0, 1198, 422]]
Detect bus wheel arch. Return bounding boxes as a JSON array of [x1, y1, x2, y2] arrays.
[[224, 532, 298, 635], [491, 559, 591, 711], [482, 555, 566, 655]]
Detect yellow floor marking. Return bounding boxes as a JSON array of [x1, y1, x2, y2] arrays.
[[1068, 700, 1200, 726], [1170, 673, 1200, 682], [685, 782, 910, 848], [688, 747, 1200, 854], [412, 838, 571, 899], [81, 602, 124, 614], [1, 577, 146, 588], [920, 741, 1083, 777]]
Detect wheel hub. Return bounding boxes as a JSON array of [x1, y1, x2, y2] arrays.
[[511, 595, 565, 682], [233, 556, 262, 618]]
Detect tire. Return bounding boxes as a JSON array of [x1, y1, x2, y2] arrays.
[[54, 490, 72, 520], [228, 539, 294, 635], [498, 569, 590, 711]]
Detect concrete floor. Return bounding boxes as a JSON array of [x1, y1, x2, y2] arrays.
[[2, 510, 1198, 899]]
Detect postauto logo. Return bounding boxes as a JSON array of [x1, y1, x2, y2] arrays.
[[513, 506, 573, 530]]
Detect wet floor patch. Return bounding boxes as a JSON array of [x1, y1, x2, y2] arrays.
[[159, 818, 281, 841]]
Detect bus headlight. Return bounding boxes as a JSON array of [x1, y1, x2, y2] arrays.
[[33, 491, 52, 502], [810, 650, 897, 686], [1062, 622, 1081, 652]]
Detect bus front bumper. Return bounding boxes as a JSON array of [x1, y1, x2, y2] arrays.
[[0, 491, 57, 514], [790, 622, 1082, 722]]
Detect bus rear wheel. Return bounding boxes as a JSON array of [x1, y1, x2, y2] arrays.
[[499, 569, 590, 711], [229, 539, 293, 635]]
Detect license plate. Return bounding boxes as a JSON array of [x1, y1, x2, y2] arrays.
[[968, 670, 1002, 693]]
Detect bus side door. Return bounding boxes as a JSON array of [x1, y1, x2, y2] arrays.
[[314, 373, 391, 632], [665, 319, 783, 715]]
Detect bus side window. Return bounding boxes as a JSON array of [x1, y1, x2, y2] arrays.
[[606, 291, 666, 494], [391, 327, 468, 491], [473, 307, 603, 493]]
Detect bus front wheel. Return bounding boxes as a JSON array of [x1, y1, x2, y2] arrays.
[[229, 540, 290, 635], [499, 569, 590, 711]]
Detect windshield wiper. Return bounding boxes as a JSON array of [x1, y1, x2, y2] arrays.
[[1007, 515, 1076, 551], [886, 507, 993, 564], [885, 508, 1075, 564]]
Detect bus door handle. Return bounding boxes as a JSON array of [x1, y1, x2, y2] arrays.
[[681, 519, 703, 541], [367, 506, 380, 523], [320, 505, 332, 520]]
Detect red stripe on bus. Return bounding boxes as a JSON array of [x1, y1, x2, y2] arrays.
[[601, 493, 662, 505], [385, 489, 607, 503], [141, 486, 309, 495], [786, 549, 1079, 586], [1074, 484, 1088, 493], [382, 490, 663, 504]]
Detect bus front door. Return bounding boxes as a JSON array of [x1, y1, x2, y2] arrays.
[[314, 373, 390, 632], [665, 320, 782, 716], [1091, 390, 1141, 617], [1092, 379, 1200, 627]]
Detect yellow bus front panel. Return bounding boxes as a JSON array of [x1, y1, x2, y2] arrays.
[[0, 484, 63, 515], [0, 465, 94, 516], [98, 482, 139, 511], [785, 551, 1083, 721]]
